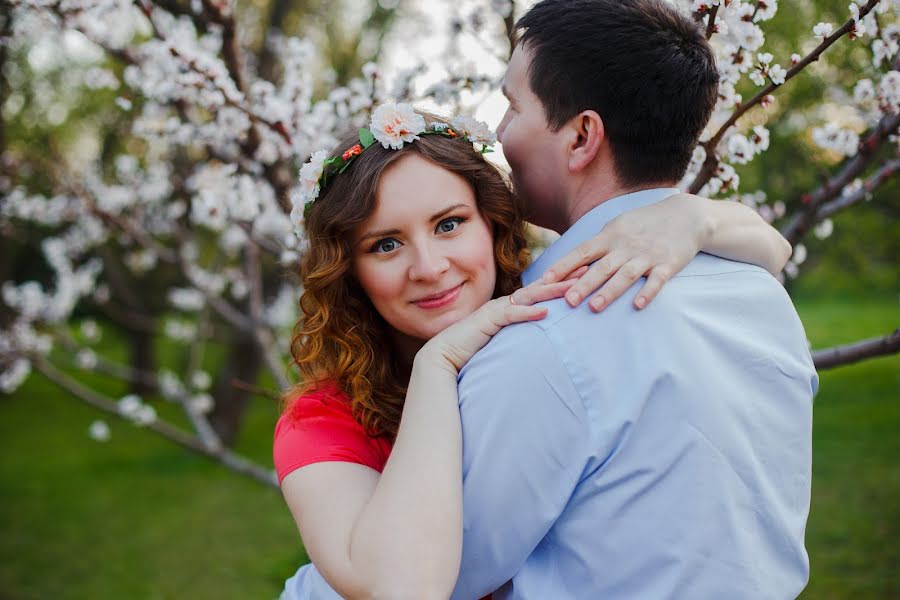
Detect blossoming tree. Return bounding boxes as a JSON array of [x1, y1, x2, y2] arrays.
[[1, 0, 897, 487]]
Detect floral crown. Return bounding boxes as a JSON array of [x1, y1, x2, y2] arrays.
[[292, 102, 497, 222]]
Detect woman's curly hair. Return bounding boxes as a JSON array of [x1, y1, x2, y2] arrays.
[[285, 115, 530, 441]]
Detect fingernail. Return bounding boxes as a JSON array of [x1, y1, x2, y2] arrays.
[[566, 291, 579, 306], [590, 296, 605, 311], [635, 296, 647, 309]]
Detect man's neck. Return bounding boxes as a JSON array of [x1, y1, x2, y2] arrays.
[[564, 173, 677, 230]]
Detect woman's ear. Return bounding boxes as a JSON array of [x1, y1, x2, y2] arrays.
[[567, 110, 605, 173]]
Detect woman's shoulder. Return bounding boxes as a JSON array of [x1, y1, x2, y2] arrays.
[[273, 381, 391, 483]]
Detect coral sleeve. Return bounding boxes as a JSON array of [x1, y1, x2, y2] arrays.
[[273, 385, 392, 485]]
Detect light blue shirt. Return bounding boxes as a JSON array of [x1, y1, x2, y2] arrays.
[[279, 188, 818, 600], [450, 188, 817, 600]]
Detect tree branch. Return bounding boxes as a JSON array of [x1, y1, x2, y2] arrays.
[[813, 328, 900, 370], [688, 0, 883, 193], [32, 357, 278, 488], [780, 111, 900, 244]]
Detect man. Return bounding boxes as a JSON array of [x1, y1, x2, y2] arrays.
[[451, 1, 817, 598]]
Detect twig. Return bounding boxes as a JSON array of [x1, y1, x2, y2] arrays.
[[33, 357, 278, 488], [813, 157, 900, 223], [688, 0, 883, 193], [705, 5, 720, 40], [245, 239, 291, 391], [813, 328, 900, 370], [230, 377, 283, 403]]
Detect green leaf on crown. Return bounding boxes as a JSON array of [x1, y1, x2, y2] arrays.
[[359, 128, 376, 148]]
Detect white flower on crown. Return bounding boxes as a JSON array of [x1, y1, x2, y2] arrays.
[[297, 149, 328, 204], [370, 103, 427, 150], [451, 115, 497, 145]]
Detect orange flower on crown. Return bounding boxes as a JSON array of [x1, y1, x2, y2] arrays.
[[342, 144, 363, 161]]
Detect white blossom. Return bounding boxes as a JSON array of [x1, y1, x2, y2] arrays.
[[75, 348, 98, 370], [783, 260, 799, 279], [878, 71, 900, 113], [134, 404, 157, 426], [812, 122, 860, 157], [814, 218, 834, 239], [80, 319, 101, 343], [88, 420, 111, 442], [793, 244, 808, 265], [163, 319, 197, 343], [188, 393, 214, 414], [168, 287, 205, 312], [159, 369, 186, 399], [190, 370, 212, 391], [117, 394, 142, 418], [854, 79, 876, 104], [727, 134, 754, 164], [0, 358, 31, 394], [769, 64, 787, 85], [813, 22, 834, 39]]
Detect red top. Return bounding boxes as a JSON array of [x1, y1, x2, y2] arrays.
[[273, 383, 392, 484], [273, 382, 493, 600]]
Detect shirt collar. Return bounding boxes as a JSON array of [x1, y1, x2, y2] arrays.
[[523, 188, 680, 286]]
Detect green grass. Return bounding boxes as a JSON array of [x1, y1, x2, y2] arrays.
[[1, 297, 897, 598], [797, 296, 900, 600]]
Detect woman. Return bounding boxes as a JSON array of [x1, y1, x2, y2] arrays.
[[275, 105, 790, 599]]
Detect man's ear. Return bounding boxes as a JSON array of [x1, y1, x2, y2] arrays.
[[567, 110, 605, 173]]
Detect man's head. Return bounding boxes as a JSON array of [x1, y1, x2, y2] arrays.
[[498, 0, 719, 231]]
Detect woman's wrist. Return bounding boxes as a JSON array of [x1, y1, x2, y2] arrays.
[[679, 194, 716, 250], [413, 342, 460, 378]]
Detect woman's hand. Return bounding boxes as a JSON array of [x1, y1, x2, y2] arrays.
[[419, 275, 582, 374], [542, 193, 709, 312], [541, 192, 791, 312]]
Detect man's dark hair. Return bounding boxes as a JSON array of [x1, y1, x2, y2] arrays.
[[516, 0, 719, 186]]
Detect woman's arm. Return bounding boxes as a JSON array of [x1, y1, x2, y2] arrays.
[[679, 194, 792, 275], [280, 281, 574, 600], [543, 193, 792, 311]]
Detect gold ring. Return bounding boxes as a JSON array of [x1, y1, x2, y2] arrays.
[[509, 294, 517, 305]]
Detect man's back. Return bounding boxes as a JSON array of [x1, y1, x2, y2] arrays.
[[452, 215, 817, 599]]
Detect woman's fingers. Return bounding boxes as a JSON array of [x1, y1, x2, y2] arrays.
[[542, 236, 609, 283], [632, 265, 673, 310], [513, 280, 577, 306], [586, 257, 651, 312], [562, 252, 627, 307], [500, 304, 549, 326]]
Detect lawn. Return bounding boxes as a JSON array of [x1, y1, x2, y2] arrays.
[[1, 297, 897, 599]]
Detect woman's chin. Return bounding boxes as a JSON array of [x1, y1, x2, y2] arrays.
[[415, 309, 474, 341]]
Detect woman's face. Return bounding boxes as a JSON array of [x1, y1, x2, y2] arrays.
[[351, 153, 497, 342]]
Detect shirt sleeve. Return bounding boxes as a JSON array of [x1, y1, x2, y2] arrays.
[[450, 322, 590, 600], [273, 393, 389, 484]]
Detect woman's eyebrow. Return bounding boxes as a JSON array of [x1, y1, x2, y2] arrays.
[[429, 203, 468, 222]]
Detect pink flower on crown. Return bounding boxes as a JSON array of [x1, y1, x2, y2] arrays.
[[369, 103, 427, 150]]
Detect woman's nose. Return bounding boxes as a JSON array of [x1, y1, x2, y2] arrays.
[[409, 245, 450, 282]]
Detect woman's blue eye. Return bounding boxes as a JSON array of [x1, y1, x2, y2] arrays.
[[371, 238, 400, 254], [437, 217, 464, 234]]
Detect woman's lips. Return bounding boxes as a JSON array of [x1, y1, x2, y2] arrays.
[[412, 283, 464, 310]]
